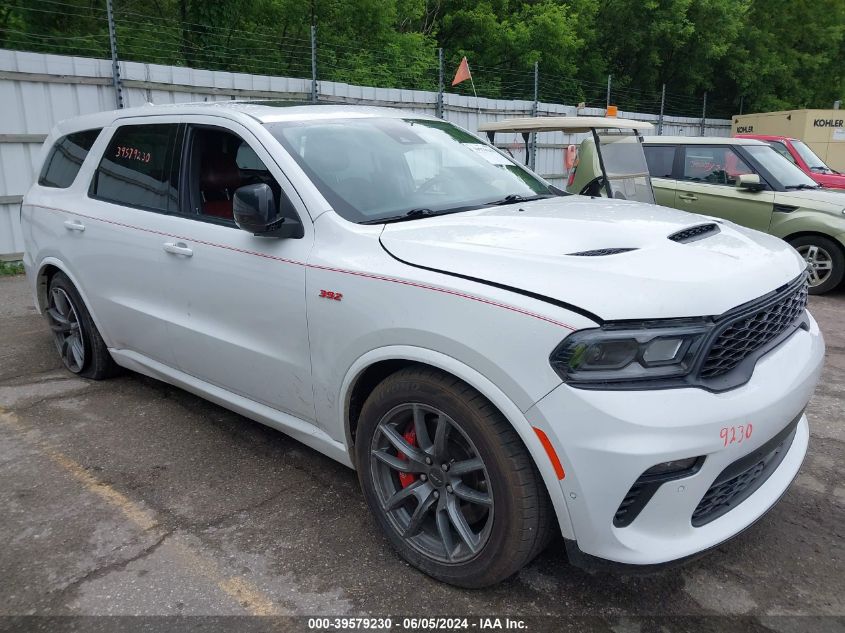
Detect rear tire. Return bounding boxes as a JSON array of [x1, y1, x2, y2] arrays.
[[355, 366, 554, 588], [788, 235, 844, 294], [45, 272, 119, 380]]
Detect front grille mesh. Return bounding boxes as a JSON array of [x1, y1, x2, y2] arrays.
[[700, 280, 808, 379]]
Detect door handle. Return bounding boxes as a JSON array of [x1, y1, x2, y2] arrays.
[[163, 241, 193, 257], [678, 193, 698, 201], [63, 219, 85, 232]]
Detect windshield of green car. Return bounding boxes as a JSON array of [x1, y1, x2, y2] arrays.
[[266, 117, 557, 224], [791, 140, 835, 173], [743, 144, 819, 189]]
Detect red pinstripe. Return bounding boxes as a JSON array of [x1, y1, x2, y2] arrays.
[[34, 205, 577, 331]]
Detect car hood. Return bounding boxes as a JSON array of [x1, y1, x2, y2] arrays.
[[775, 187, 845, 210], [380, 197, 806, 322]]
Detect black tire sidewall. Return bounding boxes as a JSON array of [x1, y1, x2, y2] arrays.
[[356, 370, 538, 587], [789, 235, 845, 294]]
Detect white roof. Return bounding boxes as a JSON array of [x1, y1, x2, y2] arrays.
[[477, 116, 654, 134], [51, 102, 435, 137]]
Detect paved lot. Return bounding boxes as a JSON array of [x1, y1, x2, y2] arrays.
[[1, 273, 843, 628]]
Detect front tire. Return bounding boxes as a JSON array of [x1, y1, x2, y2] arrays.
[[356, 367, 553, 587], [789, 235, 844, 294], [45, 272, 119, 380]]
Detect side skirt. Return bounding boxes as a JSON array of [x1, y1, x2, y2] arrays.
[[110, 349, 353, 468]]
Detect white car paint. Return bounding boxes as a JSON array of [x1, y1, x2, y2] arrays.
[[21, 103, 824, 570]]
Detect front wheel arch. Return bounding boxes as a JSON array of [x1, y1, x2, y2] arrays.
[[340, 346, 575, 541]]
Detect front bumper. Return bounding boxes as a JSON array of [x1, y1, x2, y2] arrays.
[[527, 311, 824, 566]]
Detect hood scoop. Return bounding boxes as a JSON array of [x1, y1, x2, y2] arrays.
[[567, 248, 637, 256], [668, 223, 720, 243]]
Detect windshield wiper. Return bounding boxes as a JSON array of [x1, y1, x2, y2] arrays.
[[485, 193, 556, 206], [360, 208, 440, 225], [784, 183, 821, 190]]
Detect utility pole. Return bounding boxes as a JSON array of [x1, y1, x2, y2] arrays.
[[310, 25, 318, 103], [530, 61, 539, 170], [106, 0, 123, 109], [606, 74, 611, 108], [700, 91, 707, 136], [436, 48, 444, 119], [658, 83, 665, 136]]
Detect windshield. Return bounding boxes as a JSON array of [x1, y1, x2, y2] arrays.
[[596, 132, 655, 204], [266, 117, 555, 223], [791, 140, 836, 173], [744, 145, 819, 189]]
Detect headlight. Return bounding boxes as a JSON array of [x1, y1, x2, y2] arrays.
[[550, 322, 710, 386]]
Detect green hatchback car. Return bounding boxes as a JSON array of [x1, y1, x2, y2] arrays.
[[641, 137, 845, 294]]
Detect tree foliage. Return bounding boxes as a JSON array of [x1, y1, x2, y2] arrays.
[[0, 0, 842, 116]]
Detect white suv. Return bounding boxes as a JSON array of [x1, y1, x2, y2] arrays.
[[21, 103, 824, 587]]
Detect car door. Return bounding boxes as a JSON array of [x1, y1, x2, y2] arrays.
[[157, 118, 316, 422], [643, 144, 677, 207], [75, 119, 185, 366], [674, 145, 775, 232]]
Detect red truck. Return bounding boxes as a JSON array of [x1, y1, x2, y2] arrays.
[[736, 134, 845, 189]]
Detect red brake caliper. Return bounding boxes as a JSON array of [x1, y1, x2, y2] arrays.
[[397, 426, 418, 489]]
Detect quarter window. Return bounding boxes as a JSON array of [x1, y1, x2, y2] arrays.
[[39, 129, 102, 188], [643, 145, 676, 178], [681, 146, 753, 186], [91, 124, 179, 211]]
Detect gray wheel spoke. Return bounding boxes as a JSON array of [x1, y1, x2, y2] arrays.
[[51, 288, 70, 315], [379, 423, 427, 465], [412, 405, 433, 452], [46, 308, 71, 332], [452, 481, 492, 507], [69, 335, 84, 368], [450, 457, 484, 476], [435, 503, 455, 561], [371, 448, 426, 474], [403, 490, 437, 538], [446, 495, 480, 553], [383, 479, 432, 511], [433, 414, 451, 460]]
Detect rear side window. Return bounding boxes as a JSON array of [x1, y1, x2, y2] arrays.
[[38, 129, 102, 188], [644, 145, 676, 178], [91, 124, 179, 212]]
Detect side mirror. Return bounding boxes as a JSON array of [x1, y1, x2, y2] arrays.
[[736, 173, 764, 192], [233, 183, 303, 239]]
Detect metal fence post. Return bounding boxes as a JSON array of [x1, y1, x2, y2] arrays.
[[530, 61, 538, 170], [700, 91, 707, 136], [658, 83, 665, 135], [310, 25, 318, 103], [739, 95, 744, 115], [106, 0, 123, 109], [606, 74, 611, 108], [436, 48, 444, 119]]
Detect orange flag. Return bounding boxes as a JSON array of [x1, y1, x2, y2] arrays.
[[452, 56, 472, 86]]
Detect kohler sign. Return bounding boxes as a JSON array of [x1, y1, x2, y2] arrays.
[[813, 118, 844, 128]]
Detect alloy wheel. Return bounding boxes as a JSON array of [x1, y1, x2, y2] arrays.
[[369, 403, 494, 564], [797, 244, 833, 287], [46, 286, 85, 373]]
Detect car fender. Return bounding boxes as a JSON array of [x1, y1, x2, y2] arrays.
[[769, 210, 845, 250], [339, 344, 576, 540]]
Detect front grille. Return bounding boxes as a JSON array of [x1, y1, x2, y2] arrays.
[[700, 278, 808, 379], [668, 223, 720, 243], [692, 414, 801, 527], [567, 248, 637, 256]]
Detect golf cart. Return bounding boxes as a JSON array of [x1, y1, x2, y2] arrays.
[[477, 116, 656, 204]]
